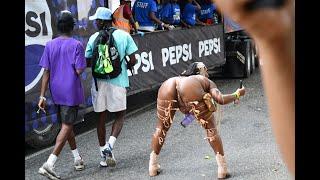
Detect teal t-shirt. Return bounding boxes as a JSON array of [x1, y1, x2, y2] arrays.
[[85, 28, 138, 88]]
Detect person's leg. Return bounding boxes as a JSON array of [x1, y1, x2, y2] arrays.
[[97, 111, 107, 147], [110, 110, 126, 139], [97, 110, 108, 156], [68, 130, 76, 150], [99, 83, 128, 167], [52, 123, 73, 156], [205, 119, 224, 155], [68, 130, 84, 171], [39, 122, 72, 179], [149, 78, 179, 176], [106, 110, 126, 150], [151, 107, 176, 154], [96, 110, 109, 167], [52, 105, 79, 156], [39, 105, 80, 178], [149, 100, 177, 176], [101, 110, 126, 167], [91, 80, 108, 165], [203, 114, 230, 179], [106, 110, 126, 149]]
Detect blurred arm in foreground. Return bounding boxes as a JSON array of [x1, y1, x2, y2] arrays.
[[214, 0, 295, 176]]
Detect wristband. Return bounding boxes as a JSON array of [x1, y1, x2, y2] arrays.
[[161, 22, 165, 27], [233, 91, 240, 100], [39, 96, 46, 101]]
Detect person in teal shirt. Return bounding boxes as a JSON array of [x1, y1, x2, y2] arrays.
[[85, 7, 138, 168]]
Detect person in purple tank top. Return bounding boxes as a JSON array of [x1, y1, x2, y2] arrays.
[[37, 10, 87, 180]]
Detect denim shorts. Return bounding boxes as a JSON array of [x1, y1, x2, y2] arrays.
[[56, 105, 79, 124]]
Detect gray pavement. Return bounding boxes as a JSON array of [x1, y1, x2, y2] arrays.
[[25, 69, 291, 180]]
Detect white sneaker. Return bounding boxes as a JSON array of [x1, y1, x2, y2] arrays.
[[102, 143, 116, 167], [38, 162, 61, 180], [74, 158, 85, 171], [99, 155, 108, 167]]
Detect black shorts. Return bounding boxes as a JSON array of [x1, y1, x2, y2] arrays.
[[56, 105, 79, 124]]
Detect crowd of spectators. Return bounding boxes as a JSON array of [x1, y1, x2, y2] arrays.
[[111, 0, 221, 35]]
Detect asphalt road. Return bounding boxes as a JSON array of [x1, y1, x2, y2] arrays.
[[25, 69, 291, 180]]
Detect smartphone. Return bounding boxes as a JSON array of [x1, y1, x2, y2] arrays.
[[245, 0, 286, 11], [240, 80, 243, 88]]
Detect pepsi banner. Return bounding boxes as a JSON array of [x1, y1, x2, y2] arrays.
[[128, 25, 225, 95], [25, 0, 224, 136]]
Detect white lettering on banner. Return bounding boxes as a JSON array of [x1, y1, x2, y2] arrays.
[[25, 0, 53, 92], [176, 45, 182, 63], [214, 38, 221, 53], [128, 51, 154, 76], [169, 46, 176, 65], [25, 0, 52, 46], [199, 38, 221, 58], [162, 43, 192, 67]]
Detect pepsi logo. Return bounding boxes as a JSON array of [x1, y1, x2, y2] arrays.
[[25, 0, 52, 92]]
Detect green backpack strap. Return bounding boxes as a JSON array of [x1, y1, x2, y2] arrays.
[[92, 30, 105, 91], [107, 28, 134, 74]]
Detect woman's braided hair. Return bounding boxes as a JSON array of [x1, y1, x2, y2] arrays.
[[180, 62, 202, 76]]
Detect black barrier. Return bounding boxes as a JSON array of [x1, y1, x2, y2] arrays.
[[25, 1, 225, 147], [127, 25, 225, 95], [25, 25, 225, 143]]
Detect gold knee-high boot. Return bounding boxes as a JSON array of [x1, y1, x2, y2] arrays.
[[216, 153, 230, 179], [149, 151, 161, 176]]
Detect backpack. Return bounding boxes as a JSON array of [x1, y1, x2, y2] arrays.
[[91, 28, 121, 91]]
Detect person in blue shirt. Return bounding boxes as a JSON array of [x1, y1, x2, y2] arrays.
[[197, 0, 217, 25], [160, 0, 181, 26], [181, 0, 205, 28], [133, 0, 172, 32], [155, 0, 162, 20], [155, 0, 164, 30]]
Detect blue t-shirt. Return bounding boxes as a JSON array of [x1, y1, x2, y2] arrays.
[[133, 0, 157, 27], [161, 3, 181, 25], [85, 28, 138, 88], [198, 4, 216, 21], [182, 3, 197, 26], [156, 3, 162, 20]]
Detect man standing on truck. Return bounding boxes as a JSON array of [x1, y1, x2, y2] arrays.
[[85, 7, 138, 168], [38, 10, 87, 179]]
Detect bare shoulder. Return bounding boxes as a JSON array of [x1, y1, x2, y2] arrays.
[[192, 75, 210, 83], [193, 75, 217, 89]]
